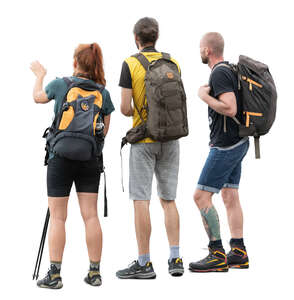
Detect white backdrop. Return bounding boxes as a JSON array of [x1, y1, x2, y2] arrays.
[[0, 0, 292, 299]]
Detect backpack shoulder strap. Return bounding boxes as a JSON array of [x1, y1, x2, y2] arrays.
[[132, 53, 150, 71], [161, 52, 171, 60], [63, 77, 73, 87], [211, 63, 232, 74]]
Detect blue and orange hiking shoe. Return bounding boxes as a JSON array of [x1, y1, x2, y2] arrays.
[[227, 246, 249, 269], [189, 248, 229, 272]]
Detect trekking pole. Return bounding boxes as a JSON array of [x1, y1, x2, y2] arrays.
[[32, 208, 50, 280]]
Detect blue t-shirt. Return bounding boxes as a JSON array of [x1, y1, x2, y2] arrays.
[[45, 76, 115, 119]]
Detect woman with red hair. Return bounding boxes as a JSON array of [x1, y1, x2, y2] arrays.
[[30, 43, 114, 288]]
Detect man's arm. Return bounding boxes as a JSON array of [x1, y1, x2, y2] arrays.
[[120, 88, 134, 117], [198, 85, 237, 117]]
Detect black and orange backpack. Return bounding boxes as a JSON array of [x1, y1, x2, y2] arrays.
[[44, 77, 105, 163]]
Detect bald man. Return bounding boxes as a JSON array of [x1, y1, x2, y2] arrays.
[[189, 32, 249, 272]]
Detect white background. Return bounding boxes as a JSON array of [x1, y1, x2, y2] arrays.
[[0, 0, 293, 299]]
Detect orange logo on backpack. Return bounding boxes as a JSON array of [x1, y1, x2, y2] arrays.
[[81, 102, 89, 111], [166, 72, 174, 79]]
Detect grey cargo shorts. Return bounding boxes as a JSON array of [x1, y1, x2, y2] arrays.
[[129, 140, 179, 201]]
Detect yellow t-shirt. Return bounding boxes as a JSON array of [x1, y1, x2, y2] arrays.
[[124, 50, 180, 143]]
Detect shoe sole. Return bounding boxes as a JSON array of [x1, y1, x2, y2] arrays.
[[189, 266, 229, 273], [229, 262, 249, 269], [116, 272, 156, 279], [169, 269, 184, 277], [84, 278, 102, 286], [38, 281, 63, 289]]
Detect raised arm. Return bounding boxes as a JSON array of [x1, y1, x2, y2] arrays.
[[30, 61, 50, 104]]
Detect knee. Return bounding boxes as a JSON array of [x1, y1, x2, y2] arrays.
[[134, 200, 150, 211], [50, 210, 67, 223], [222, 189, 237, 208], [193, 191, 209, 209], [81, 210, 98, 224], [160, 198, 175, 210]]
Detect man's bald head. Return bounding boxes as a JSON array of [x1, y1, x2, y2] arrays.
[[200, 32, 224, 64]]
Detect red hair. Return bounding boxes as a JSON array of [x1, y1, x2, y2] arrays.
[[74, 43, 106, 86]]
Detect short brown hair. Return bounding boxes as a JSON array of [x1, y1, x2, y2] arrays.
[[133, 17, 159, 46], [202, 32, 224, 57]]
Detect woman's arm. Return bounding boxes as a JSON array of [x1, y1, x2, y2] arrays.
[[103, 114, 111, 137], [30, 61, 50, 103]]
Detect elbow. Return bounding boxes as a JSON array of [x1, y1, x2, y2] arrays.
[[33, 96, 41, 103], [120, 106, 131, 116], [226, 107, 237, 118]]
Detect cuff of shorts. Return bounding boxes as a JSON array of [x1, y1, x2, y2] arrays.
[[223, 183, 239, 189], [158, 192, 176, 201], [197, 184, 220, 194]]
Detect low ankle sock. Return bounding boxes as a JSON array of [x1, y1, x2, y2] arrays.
[[230, 238, 245, 247], [90, 261, 100, 270], [50, 261, 61, 272], [169, 245, 180, 261], [209, 239, 223, 249], [138, 254, 150, 266]]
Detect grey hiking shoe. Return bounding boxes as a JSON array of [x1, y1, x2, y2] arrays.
[[116, 260, 156, 279], [37, 265, 63, 289], [84, 268, 102, 286], [168, 258, 184, 276]]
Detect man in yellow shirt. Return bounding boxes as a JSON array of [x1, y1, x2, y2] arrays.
[[116, 17, 184, 279]]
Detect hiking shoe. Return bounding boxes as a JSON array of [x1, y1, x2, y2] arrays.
[[189, 248, 229, 272], [37, 265, 63, 289], [84, 269, 102, 286], [227, 246, 249, 269], [116, 260, 156, 279], [168, 258, 184, 277]]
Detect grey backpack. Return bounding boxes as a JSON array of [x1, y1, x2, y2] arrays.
[[121, 52, 189, 146]]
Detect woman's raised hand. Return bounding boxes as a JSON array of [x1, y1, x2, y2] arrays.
[[30, 61, 47, 78]]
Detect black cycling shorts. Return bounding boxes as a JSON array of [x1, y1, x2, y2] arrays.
[[47, 156, 101, 197]]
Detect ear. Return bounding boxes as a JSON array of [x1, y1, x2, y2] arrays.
[[134, 34, 140, 44], [73, 58, 77, 69]]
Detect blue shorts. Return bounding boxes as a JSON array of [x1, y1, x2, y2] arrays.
[[197, 139, 249, 193]]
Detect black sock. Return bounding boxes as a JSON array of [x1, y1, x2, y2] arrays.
[[230, 238, 245, 247], [209, 239, 223, 249]]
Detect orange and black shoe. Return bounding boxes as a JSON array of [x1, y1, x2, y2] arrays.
[[189, 248, 228, 273], [227, 246, 249, 269]]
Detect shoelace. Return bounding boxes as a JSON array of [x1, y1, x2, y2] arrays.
[[128, 260, 138, 269]]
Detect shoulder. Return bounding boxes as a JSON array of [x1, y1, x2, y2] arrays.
[[101, 87, 110, 99], [101, 88, 115, 115], [45, 77, 68, 99], [125, 55, 140, 65], [124, 55, 143, 73], [211, 65, 235, 81], [46, 77, 68, 89]]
